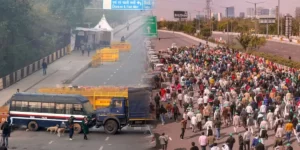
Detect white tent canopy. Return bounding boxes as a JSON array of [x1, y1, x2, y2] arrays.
[[94, 14, 113, 31], [75, 14, 114, 47]]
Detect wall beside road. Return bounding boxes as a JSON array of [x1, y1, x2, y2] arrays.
[[0, 46, 70, 91]]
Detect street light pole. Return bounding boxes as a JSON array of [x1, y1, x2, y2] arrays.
[[246, 1, 265, 34]]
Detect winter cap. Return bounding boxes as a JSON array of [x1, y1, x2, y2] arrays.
[[229, 133, 233, 136]]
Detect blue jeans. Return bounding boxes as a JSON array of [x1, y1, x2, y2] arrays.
[[160, 114, 165, 124], [216, 128, 220, 139], [43, 68, 47, 75], [2, 135, 8, 147], [69, 128, 74, 138], [286, 132, 292, 142]]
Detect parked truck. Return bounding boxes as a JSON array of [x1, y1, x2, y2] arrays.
[[90, 86, 155, 134]]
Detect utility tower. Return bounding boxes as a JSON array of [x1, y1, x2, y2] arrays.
[[206, 0, 212, 20]]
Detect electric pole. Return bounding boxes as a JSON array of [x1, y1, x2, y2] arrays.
[[246, 1, 265, 34], [206, 0, 212, 33]]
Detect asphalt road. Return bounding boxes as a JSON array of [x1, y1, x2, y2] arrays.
[[151, 31, 300, 150], [9, 127, 153, 150], [72, 28, 147, 86], [212, 33, 300, 62]]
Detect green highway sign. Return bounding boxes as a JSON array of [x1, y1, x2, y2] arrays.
[[143, 16, 158, 37]]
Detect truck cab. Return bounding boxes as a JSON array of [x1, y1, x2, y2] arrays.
[[93, 87, 154, 134]]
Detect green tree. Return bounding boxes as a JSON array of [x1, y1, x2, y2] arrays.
[[236, 32, 252, 51], [200, 26, 212, 39], [48, 0, 92, 28]]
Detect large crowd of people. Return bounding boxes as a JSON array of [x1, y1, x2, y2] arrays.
[[152, 42, 300, 150]]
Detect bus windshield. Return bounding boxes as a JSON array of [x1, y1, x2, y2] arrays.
[[83, 102, 94, 114]]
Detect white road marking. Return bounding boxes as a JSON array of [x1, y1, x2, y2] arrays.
[[107, 78, 110, 80], [116, 68, 119, 70], [110, 74, 113, 77], [169, 137, 172, 141], [99, 146, 104, 150], [105, 137, 110, 141], [114, 71, 116, 74], [103, 82, 106, 85], [49, 141, 53, 144], [108, 144, 112, 146]]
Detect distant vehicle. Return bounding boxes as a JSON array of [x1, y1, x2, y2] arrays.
[[9, 93, 94, 134]]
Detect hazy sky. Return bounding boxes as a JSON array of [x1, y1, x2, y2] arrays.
[[152, 0, 300, 20]]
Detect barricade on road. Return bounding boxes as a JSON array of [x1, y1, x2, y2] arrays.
[[111, 42, 131, 52], [38, 86, 128, 109], [91, 48, 119, 67]]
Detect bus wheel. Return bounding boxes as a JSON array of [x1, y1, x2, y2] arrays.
[[74, 123, 82, 134], [27, 121, 38, 131], [104, 120, 118, 134]]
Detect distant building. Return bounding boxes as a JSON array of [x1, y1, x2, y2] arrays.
[[256, 7, 264, 16], [246, 8, 255, 18], [270, 8, 277, 16], [196, 14, 205, 20], [261, 9, 270, 16], [211, 13, 222, 21], [239, 12, 245, 18], [226, 7, 235, 18], [296, 7, 300, 19]]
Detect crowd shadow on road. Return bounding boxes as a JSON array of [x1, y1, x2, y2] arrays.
[[174, 148, 187, 150]]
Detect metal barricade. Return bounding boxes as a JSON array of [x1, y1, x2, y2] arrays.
[[111, 42, 131, 52]]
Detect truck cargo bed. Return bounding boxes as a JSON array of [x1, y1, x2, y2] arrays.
[[128, 87, 152, 119]]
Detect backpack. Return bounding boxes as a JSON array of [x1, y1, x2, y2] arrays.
[[296, 124, 300, 132]]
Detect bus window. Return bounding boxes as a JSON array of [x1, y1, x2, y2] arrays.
[[10, 101, 16, 111], [73, 104, 83, 115], [56, 104, 65, 114], [66, 104, 73, 114], [15, 101, 28, 111], [28, 102, 41, 112], [41, 103, 55, 113]]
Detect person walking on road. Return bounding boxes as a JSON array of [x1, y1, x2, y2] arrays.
[[172, 104, 180, 122], [255, 139, 265, 150], [159, 105, 167, 125], [42, 61, 47, 75], [191, 114, 197, 133], [233, 112, 240, 133], [68, 116, 75, 140], [87, 45, 91, 57], [238, 133, 244, 150], [198, 132, 208, 150], [243, 128, 251, 150], [285, 120, 294, 143], [196, 110, 203, 131], [159, 133, 167, 150], [225, 133, 235, 150], [1, 120, 10, 148], [214, 118, 222, 140], [190, 142, 199, 150], [180, 118, 187, 140], [82, 117, 89, 140]]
